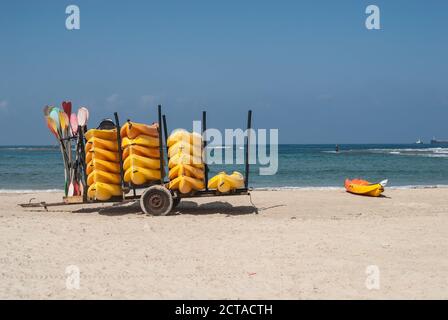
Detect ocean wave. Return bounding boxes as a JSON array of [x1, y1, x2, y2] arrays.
[[328, 147, 448, 158], [206, 146, 231, 149], [253, 186, 343, 191], [0, 147, 59, 151], [0, 189, 63, 194], [253, 184, 448, 191]]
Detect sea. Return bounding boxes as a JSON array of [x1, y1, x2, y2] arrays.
[[1, 144, 448, 192]]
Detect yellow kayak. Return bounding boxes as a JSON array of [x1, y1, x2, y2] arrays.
[[87, 170, 121, 186], [208, 171, 244, 193], [85, 137, 118, 153], [168, 140, 202, 158], [168, 164, 205, 180], [167, 130, 202, 148], [120, 121, 159, 139], [85, 129, 117, 141], [344, 179, 387, 197], [123, 145, 160, 159], [86, 147, 120, 163], [122, 135, 159, 149], [169, 175, 204, 194], [87, 182, 122, 201], [124, 166, 161, 185], [123, 154, 161, 171], [168, 151, 203, 168], [87, 158, 120, 175]]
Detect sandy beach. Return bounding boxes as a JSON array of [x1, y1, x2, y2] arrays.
[[0, 188, 447, 299]]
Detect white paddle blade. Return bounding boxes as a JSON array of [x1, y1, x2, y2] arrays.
[[379, 179, 388, 187], [77, 107, 89, 127], [84, 107, 89, 123], [77, 109, 86, 127], [67, 183, 75, 197]]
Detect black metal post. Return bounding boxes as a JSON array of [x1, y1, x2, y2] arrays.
[[79, 126, 88, 201], [162, 115, 169, 155], [157, 105, 164, 184], [113, 112, 126, 198], [244, 110, 252, 189], [202, 111, 209, 190]]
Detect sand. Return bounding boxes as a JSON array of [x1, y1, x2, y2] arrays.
[[0, 188, 447, 299]]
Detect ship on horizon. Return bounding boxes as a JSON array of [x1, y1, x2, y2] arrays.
[[430, 137, 448, 145]]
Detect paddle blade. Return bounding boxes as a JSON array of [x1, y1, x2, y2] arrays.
[[77, 107, 89, 127], [73, 181, 80, 196], [78, 182, 84, 196], [84, 107, 89, 123], [59, 110, 69, 131], [67, 182, 75, 197], [45, 117, 59, 139], [43, 105, 54, 117], [62, 101, 72, 116], [70, 113, 78, 134], [379, 179, 388, 187], [49, 108, 60, 128]]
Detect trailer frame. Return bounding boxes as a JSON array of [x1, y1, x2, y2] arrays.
[[20, 105, 253, 215]]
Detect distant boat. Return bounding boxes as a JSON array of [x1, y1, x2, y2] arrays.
[[430, 138, 448, 145], [415, 139, 423, 144]]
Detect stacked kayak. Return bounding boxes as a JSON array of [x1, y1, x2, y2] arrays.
[[168, 130, 205, 193], [208, 171, 244, 193], [85, 129, 123, 201], [345, 178, 387, 197], [121, 121, 161, 185]]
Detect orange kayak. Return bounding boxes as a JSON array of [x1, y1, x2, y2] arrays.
[[122, 145, 160, 159], [120, 121, 159, 139], [345, 178, 387, 197]]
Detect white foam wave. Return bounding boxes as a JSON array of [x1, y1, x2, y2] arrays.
[[206, 145, 231, 149], [0, 189, 63, 194], [0, 147, 58, 151], [254, 184, 448, 191], [330, 147, 448, 158], [253, 186, 343, 191]]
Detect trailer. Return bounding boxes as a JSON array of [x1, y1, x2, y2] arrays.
[[20, 105, 253, 216]]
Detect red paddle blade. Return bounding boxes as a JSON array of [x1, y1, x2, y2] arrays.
[[73, 182, 79, 196], [62, 101, 72, 117]]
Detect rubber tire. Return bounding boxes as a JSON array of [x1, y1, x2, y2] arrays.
[[172, 197, 181, 209], [140, 185, 173, 216]]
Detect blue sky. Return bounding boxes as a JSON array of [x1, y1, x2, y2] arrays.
[[0, 0, 447, 144]]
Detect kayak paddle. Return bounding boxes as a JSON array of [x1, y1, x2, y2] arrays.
[[62, 101, 72, 119], [43, 105, 54, 117], [70, 113, 78, 135], [77, 107, 89, 127]]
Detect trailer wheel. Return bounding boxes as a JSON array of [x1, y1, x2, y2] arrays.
[[140, 185, 173, 216], [172, 197, 181, 209]]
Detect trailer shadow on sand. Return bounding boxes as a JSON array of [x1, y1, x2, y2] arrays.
[[73, 200, 259, 216]]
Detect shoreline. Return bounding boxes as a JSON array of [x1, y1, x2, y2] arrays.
[[1, 188, 448, 299], [2, 184, 448, 194]]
